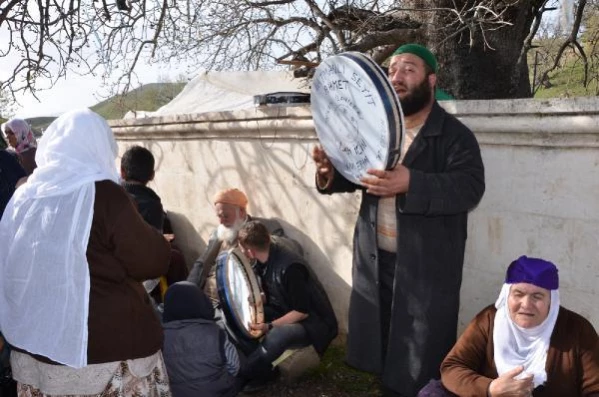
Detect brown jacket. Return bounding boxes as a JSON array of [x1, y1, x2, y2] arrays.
[[85, 180, 170, 363], [441, 305, 599, 397]]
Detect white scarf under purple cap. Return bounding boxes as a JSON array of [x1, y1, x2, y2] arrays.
[[493, 256, 560, 387]]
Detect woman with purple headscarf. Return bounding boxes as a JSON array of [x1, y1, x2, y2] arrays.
[[429, 256, 599, 397], [1, 118, 37, 175]]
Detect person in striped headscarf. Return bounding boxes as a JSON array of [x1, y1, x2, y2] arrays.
[[1, 118, 37, 175]]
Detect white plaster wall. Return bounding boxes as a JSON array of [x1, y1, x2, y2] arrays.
[[111, 97, 599, 334], [462, 146, 599, 330]]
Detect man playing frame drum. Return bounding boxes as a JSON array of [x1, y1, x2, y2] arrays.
[[237, 221, 338, 388], [187, 188, 288, 354], [312, 44, 485, 396]]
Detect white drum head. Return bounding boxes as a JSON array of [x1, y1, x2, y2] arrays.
[[311, 52, 405, 185], [216, 248, 264, 339]]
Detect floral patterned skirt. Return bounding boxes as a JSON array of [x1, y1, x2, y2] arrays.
[[12, 351, 171, 397]]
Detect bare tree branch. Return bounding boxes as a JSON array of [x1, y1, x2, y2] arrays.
[[247, 0, 297, 6], [0, 0, 593, 101], [537, 0, 588, 93]]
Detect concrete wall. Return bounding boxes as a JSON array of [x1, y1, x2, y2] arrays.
[[110, 97, 599, 333]]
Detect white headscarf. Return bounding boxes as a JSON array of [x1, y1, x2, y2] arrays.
[[0, 109, 119, 368], [493, 283, 560, 387]]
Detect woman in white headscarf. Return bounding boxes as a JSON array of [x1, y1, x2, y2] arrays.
[[1, 118, 37, 175], [436, 256, 599, 397], [0, 109, 172, 396]]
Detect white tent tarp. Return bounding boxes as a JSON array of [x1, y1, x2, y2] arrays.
[[124, 70, 310, 119]]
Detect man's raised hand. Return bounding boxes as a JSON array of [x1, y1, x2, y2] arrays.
[[312, 145, 334, 186]]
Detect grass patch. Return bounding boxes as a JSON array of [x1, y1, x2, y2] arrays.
[[243, 341, 382, 396], [304, 343, 382, 396], [533, 56, 599, 98]]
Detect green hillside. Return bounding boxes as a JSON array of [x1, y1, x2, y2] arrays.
[[23, 82, 186, 133], [28, 117, 59, 133], [91, 82, 185, 120]]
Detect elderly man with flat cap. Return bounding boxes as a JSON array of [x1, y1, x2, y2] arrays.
[[187, 188, 284, 303], [312, 43, 486, 396]]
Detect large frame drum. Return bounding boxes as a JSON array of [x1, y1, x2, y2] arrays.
[[311, 52, 405, 184], [216, 248, 265, 340]]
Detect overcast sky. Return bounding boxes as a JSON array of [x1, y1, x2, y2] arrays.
[[16, 66, 190, 119], [0, 25, 193, 119], [2, 59, 192, 119]]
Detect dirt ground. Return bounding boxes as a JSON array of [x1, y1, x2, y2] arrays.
[[240, 379, 373, 397]]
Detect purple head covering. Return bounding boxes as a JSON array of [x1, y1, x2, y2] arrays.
[[505, 255, 559, 290]]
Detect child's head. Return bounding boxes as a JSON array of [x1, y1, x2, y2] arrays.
[[120, 145, 155, 184]]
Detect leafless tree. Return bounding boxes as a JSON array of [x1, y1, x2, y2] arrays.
[[531, 0, 599, 94], [0, 0, 592, 99]]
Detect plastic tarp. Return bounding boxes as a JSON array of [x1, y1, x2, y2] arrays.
[[124, 70, 310, 119]]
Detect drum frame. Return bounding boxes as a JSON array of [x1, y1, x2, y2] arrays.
[[216, 248, 265, 340], [311, 51, 405, 183]]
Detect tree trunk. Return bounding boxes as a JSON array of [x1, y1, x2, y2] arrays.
[[399, 0, 541, 99]]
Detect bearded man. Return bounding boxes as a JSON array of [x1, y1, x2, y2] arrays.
[[187, 188, 284, 304], [312, 44, 486, 396]]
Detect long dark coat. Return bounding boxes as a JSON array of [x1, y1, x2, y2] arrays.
[[319, 101, 485, 396]]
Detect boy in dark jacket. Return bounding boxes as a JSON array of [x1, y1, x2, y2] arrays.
[[120, 145, 165, 231], [120, 146, 189, 303]]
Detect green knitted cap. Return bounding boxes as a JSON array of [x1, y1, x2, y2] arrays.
[[392, 43, 438, 73], [435, 88, 454, 100]]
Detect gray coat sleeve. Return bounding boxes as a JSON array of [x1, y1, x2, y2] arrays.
[[186, 256, 204, 287], [187, 231, 219, 287]]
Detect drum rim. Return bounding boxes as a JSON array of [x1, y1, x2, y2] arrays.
[[311, 52, 405, 183], [216, 248, 265, 340]]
